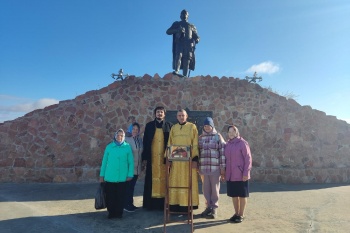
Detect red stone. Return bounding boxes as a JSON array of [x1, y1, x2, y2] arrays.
[[14, 158, 26, 167], [143, 74, 152, 80], [163, 73, 173, 80]]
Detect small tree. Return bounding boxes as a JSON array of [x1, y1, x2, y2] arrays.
[[266, 86, 298, 100]]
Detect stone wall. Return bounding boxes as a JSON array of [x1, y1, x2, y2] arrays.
[[1, 74, 349, 183]]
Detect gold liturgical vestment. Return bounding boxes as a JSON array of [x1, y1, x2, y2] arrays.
[[167, 122, 199, 207], [151, 128, 166, 197]]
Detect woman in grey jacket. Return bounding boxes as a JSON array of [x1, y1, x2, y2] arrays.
[[124, 122, 143, 212]]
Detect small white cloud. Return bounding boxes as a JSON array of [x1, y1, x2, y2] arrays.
[[0, 98, 59, 112], [246, 61, 280, 74], [0, 96, 59, 123]]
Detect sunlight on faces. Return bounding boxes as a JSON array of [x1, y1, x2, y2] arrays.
[[228, 126, 238, 139], [155, 110, 165, 120], [132, 125, 140, 136], [115, 132, 124, 143], [177, 110, 188, 124], [203, 125, 213, 133]]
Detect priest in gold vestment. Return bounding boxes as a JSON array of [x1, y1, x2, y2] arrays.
[[167, 109, 199, 212], [142, 106, 173, 210]]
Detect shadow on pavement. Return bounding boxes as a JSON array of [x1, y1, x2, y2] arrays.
[[1, 182, 350, 233], [248, 182, 350, 193], [0, 183, 97, 202], [1, 182, 349, 203], [0, 208, 226, 233]]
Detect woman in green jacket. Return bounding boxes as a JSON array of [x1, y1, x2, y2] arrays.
[[99, 129, 134, 219]]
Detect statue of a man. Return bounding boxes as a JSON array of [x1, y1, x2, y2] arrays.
[[166, 10, 200, 77]]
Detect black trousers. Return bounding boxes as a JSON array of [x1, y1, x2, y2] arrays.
[[105, 181, 126, 217], [125, 175, 138, 208]]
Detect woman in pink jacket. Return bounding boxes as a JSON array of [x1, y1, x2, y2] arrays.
[[224, 125, 252, 223]]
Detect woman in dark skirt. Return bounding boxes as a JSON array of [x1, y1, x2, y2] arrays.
[[224, 125, 252, 223]]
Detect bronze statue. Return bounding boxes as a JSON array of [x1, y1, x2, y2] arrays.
[[166, 10, 200, 77]]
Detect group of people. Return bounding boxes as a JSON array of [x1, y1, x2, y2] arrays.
[[99, 106, 252, 224]]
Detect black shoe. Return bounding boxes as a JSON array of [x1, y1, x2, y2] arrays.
[[234, 216, 244, 223], [131, 204, 139, 210], [208, 209, 218, 219], [201, 207, 212, 217], [229, 214, 238, 222]]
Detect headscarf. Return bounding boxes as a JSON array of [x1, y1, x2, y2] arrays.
[[113, 129, 125, 146]]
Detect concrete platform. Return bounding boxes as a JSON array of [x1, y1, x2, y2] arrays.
[[0, 182, 349, 233]]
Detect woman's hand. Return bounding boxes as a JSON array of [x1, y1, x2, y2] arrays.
[[166, 159, 172, 168], [99, 177, 104, 183], [220, 170, 225, 182]]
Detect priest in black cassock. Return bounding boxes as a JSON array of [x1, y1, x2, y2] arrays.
[[142, 106, 173, 210]]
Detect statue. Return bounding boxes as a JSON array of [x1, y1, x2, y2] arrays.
[[166, 9, 200, 77]]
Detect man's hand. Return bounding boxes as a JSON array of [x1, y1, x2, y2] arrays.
[[243, 176, 248, 182], [99, 177, 104, 183]]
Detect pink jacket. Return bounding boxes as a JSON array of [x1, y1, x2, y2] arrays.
[[224, 137, 252, 181]]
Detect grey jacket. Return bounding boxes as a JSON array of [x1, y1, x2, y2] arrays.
[[125, 136, 143, 175]]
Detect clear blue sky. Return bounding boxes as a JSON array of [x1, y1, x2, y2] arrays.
[[1, 0, 349, 123]]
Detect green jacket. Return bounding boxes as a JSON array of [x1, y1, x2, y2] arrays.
[[99, 141, 134, 182]]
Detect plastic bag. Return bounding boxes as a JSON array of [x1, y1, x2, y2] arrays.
[[94, 182, 106, 210]]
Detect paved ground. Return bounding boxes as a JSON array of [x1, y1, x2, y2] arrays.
[[0, 181, 349, 233]]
